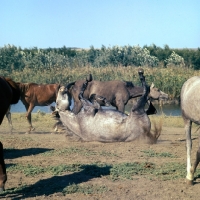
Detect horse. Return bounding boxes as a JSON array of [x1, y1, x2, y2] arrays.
[[0, 142, 7, 192], [17, 82, 63, 133], [0, 76, 20, 190], [54, 70, 161, 143], [0, 77, 20, 127], [181, 76, 200, 185], [70, 78, 168, 115]]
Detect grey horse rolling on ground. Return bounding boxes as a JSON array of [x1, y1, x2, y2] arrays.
[[54, 69, 161, 144], [181, 76, 200, 185]]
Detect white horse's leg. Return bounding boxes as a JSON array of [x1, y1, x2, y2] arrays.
[[191, 135, 200, 181], [185, 120, 193, 184]]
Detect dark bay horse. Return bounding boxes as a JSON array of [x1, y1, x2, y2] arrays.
[[17, 82, 62, 133], [0, 76, 20, 191], [0, 142, 7, 191], [0, 77, 20, 126]]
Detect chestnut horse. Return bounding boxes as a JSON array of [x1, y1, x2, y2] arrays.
[[17, 82, 61, 133], [0, 76, 20, 191]]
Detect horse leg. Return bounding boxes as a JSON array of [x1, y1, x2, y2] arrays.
[[191, 135, 200, 183], [25, 104, 35, 133], [5, 106, 13, 134], [184, 119, 193, 185], [72, 101, 82, 114], [116, 99, 125, 113], [0, 142, 7, 191]]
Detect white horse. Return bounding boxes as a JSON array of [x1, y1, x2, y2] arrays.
[[181, 76, 200, 185]]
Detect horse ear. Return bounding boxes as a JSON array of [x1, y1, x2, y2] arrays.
[[150, 83, 155, 88]]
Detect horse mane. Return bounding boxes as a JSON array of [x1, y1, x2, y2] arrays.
[[4, 77, 21, 104], [5, 77, 19, 89], [124, 81, 134, 88]]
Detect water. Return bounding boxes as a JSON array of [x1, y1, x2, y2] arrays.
[[10, 100, 181, 116], [10, 101, 55, 113], [125, 103, 181, 116]]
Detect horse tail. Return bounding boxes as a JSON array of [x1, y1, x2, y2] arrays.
[[147, 119, 162, 144]]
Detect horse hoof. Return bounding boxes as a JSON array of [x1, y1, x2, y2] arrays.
[[186, 179, 194, 185], [138, 68, 144, 75], [86, 74, 92, 82]]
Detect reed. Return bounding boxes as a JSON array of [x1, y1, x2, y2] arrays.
[[1, 65, 199, 99]]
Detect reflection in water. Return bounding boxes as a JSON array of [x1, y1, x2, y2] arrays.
[[11, 100, 181, 116]]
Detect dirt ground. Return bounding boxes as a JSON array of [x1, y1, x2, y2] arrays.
[[0, 116, 200, 200]]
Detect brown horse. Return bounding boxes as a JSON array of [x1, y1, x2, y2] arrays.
[[0, 142, 7, 192], [17, 82, 63, 133]]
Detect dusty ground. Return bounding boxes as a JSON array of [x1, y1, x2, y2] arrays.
[[0, 114, 200, 200]]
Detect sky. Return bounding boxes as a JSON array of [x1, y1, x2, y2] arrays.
[[0, 0, 200, 49]]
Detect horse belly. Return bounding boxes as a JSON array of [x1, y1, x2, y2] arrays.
[[181, 76, 200, 124], [79, 115, 127, 142]]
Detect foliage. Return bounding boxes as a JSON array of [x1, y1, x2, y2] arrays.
[[0, 44, 200, 100], [164, 51, 185, 67], [0, 65, 199, 100], [2, 44, 198, 71]]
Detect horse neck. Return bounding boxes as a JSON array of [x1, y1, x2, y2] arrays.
[[130, 85, 149, 114]]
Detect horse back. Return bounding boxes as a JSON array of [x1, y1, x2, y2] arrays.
[[19, 82, 60, 105]]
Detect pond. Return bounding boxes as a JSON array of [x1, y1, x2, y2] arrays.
[[10, 100, 181, 116], [125, 103, 181, 116]]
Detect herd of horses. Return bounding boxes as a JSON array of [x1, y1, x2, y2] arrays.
[[0, 70, 200, 191]]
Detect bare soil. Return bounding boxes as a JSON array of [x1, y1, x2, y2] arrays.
[[0, 115, 200, 200]]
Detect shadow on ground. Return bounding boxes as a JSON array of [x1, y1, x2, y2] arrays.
[[0, 164, 112, 199], [4, 148, 53, 159]]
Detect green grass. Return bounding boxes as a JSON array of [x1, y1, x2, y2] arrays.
[[141, 149, 176, 158], [63, 183, 108, 195], [41, 147, 119, 157], [7, 161, 199, 181]]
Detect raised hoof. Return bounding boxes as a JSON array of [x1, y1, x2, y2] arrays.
[[138, 68, 144, 75], [186, 179, 194, 185], [86, 74, 92, 82]]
